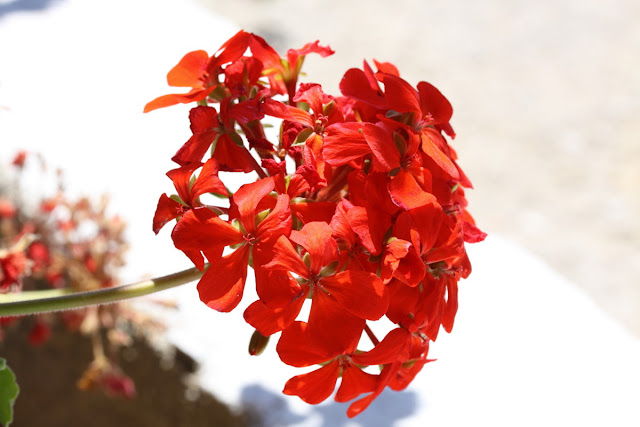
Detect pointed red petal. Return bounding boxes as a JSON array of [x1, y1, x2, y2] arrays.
[[346, 362, 399, 418], [143, 89, 210, 113], [335, 365, 378, 403], [351, 328, 411, 366], [152, 194, 184, 234], [209, 30, 251, 69], [166, 162, 201, 206], [442, 277, 458, 333], [420, 129, 459, 179], [191, 157, 228, 200]]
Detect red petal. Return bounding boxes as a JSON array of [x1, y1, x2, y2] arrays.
[[191, 157, 228, 200], [293, 83, 325, 117], [143, 88, 210, 113], [167, 165, 197, 209], [263, 236, 310, 279], [442, 277, 458, 333], [323, 123, 370, 167], [372, 60, 400, 77], [256, 194, 291, 242], [253, 243, 303, 308], [362, 124, 401, 171], [171, 207, 243, 251], [209, 30, 251, 69], [339, 68, 386, 109], [420, 129, 459, 179], [291, 201, 337, 225], [243, 296, 305, 336], [329, 199, 356, 249], [231, 177, 275, 234], [261, 98, 294, 120], [166, 50, 209, 87], [211, 134, 254, 172], [290, 222, 338, 276], [409, 201, 444, 253], [335, 365, 378, 403], [289, 40, 334, 59], [320, 270, 389, 320], [346, 205, 391, 256], [172, 107, 219, 165], [462, 220, 487, 243], [277, 321, 334, 367], [152, 194, 184, 234], [197, 244, 249, 312], [381, 238, 411, 282], [307, 290, 364, 355], [351, 328, 411, 366], [378, 73, 421, 116], [283, 359, 340, 405], [417, 81, 453, 128], [388, 169, 437, 211], [346, 362, 399, 417]]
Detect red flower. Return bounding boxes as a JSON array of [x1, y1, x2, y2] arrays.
[[144, 30, 254, 112], [152, 157, 227, 234], [279, 324, 411, 408], [172, 177, 293, 312]]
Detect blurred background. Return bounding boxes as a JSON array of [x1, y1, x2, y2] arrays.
[[197, 0, 640, 337]]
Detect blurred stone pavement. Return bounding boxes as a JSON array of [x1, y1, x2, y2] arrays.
[[198, 0, 640, 337]]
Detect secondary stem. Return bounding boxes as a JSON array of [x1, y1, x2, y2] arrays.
[[364, 324, 379, 346], [0, 265, 206, 317]]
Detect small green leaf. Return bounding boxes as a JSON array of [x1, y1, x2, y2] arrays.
[[0, 358, 19, 427]]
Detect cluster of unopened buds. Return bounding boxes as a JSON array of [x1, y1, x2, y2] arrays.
[[149, 30, 485, 417], [0, 152, 157, 399]]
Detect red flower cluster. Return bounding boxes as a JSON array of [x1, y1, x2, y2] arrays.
[[149, 30, 485, 417]]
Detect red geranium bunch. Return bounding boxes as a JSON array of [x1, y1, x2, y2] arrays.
[[149, 30, 485, 417]]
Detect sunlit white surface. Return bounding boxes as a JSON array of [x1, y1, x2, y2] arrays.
[[1, 1, 639, 425]]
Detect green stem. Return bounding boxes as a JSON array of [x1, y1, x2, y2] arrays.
[[0, 265, 206, 317]]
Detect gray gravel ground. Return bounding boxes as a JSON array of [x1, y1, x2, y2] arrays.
[[198, 0, 640, 337]]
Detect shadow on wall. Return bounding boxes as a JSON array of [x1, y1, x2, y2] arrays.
[[0, 0, 64, 19], [241, 383, 419, 426]]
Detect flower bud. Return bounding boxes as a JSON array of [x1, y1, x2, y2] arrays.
[[248, 329, 270, 356]]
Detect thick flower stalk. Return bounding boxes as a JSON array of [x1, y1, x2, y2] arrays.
[[148, 30, 486, 417]]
